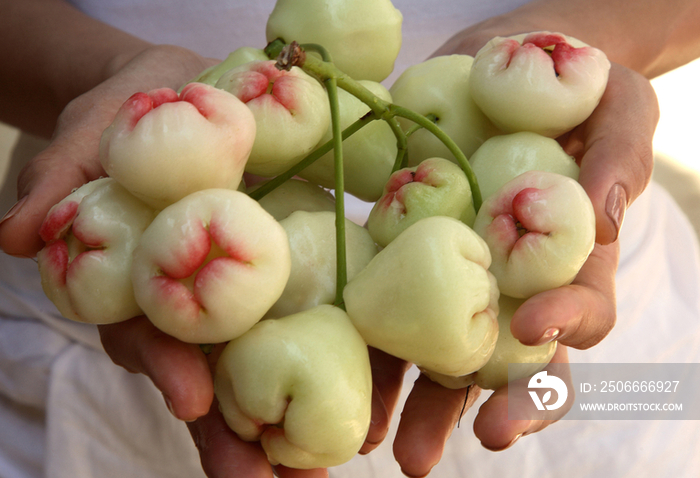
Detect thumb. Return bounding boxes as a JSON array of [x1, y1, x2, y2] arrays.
[[0, 135, 106, 257]]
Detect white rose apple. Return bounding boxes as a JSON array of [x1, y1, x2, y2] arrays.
[[298, 80, 397, 202], [187, 47, 268, 87], [389, 54, 500, 166], [215, 304, 372, 469], [265, 211, 378, 319], [367, 157, 476, 248], [470, 131, 579, 200], [130, 189, 291, 344], [471, 295, 557, 390], [473, 170, 596, 299], [99, 83, 256, 210], [215, 60, 330, 177], [266, 0, 403, 82], [248, 178, 335, 221], [469, 31, 610, 137], [344, 216, 499, 378], [37, 178, 156, 324]]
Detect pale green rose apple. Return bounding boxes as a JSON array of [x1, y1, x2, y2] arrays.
[[344, 216, 499, 378], [99, 83, 256, 210], [247, 178, 335, 221], [215, 304, 372, 469], [265, 211, 378, 319], [469, 31, 610, 137], [389, 55, 500, 166], [473, 170, 595, 299], [130, 189, 291, 344], [367, 157, 475, 248], [298, 80, 397, 202], [470, 131, 579, 200], [427, 295, 558, 390], [216, 60, 330, 177], [37, 178, 156, 324], [266, 0, 402, 82], [187, 47, 268, 87]]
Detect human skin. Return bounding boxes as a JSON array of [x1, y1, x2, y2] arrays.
[[0, 0, 696, 477]]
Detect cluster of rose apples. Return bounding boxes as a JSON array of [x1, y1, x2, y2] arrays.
[[35, 0, 611, 471]]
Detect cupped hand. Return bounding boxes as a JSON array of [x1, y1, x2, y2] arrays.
[[358, 43, 658, 477], [0, 44, 213, 256]]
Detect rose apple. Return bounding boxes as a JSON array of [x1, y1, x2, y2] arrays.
[[248, 178, 335, 221], [130, 189, 291, 344], [472, 170, 595, 298], [265, 211, 378, 319], [187, 47, 268, 87], [344, 216, 499, 378], [470, 131, 579, 200], [367, 157, 476, 248], [469, 31, 610, 137], [216, 60, 330, 177], [37, 178, 156, 324], [215, 304, 372, 469], [389, 54, 500, 166], [99, 83, 256, 210], [298, 80, 397, 202], [266, 0, 402, 82]]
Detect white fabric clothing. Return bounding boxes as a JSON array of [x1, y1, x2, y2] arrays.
[[2, 1, 700, 477]]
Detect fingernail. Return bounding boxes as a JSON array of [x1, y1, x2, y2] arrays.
[[0, 196, 28, 226], [605, 184, 627, 241], [164, 394, 177, 418], [536, 328, 560, 345], [481, 433, 522, 452]]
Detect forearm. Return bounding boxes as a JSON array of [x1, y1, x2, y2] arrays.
[[436, 0, 700, 78], [0, 0, 150, 137]]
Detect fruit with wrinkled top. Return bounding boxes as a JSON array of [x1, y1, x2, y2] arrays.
[[130, 188, 291, 344], [37, 178, 156, 324], [472, 170, 595, 299], [99, 83, 256, 210], [469, 31, 610, 137], [344, 216, 499, 379], [216, 60, 330, 177], [367, 157, 475, 248], [215, 304, 372, 469]]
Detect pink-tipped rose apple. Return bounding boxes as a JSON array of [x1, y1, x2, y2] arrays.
[[187, 47, 268, 87], [298, 80, 397, 202], [266, 0, 403, 82], [472, 170, 596, 298], [265, 211, 378, 319], [130, 189, 291, 344], [367, 157, 476, 248], [344, 216, 499, 379], [389, 55, 500, 166], [99, 83, 256, 210], [248, 178, 335, 221], [215, 304, 372, 469], [469, 32, 610, 137], [216, 60, 330, 177], [470, 131, 579, 200], [37, 178, 156, 324]]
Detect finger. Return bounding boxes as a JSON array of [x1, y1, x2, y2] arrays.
[[562, 63, 658, 244], [474, 345, 572, 451], [273, 465, 329, 478], [393, 375, 481, 478], [510, 241, 619, 349], [359, 347, 411, 455], [98, 316, 214, 421], [188, 399, 276, 478]]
